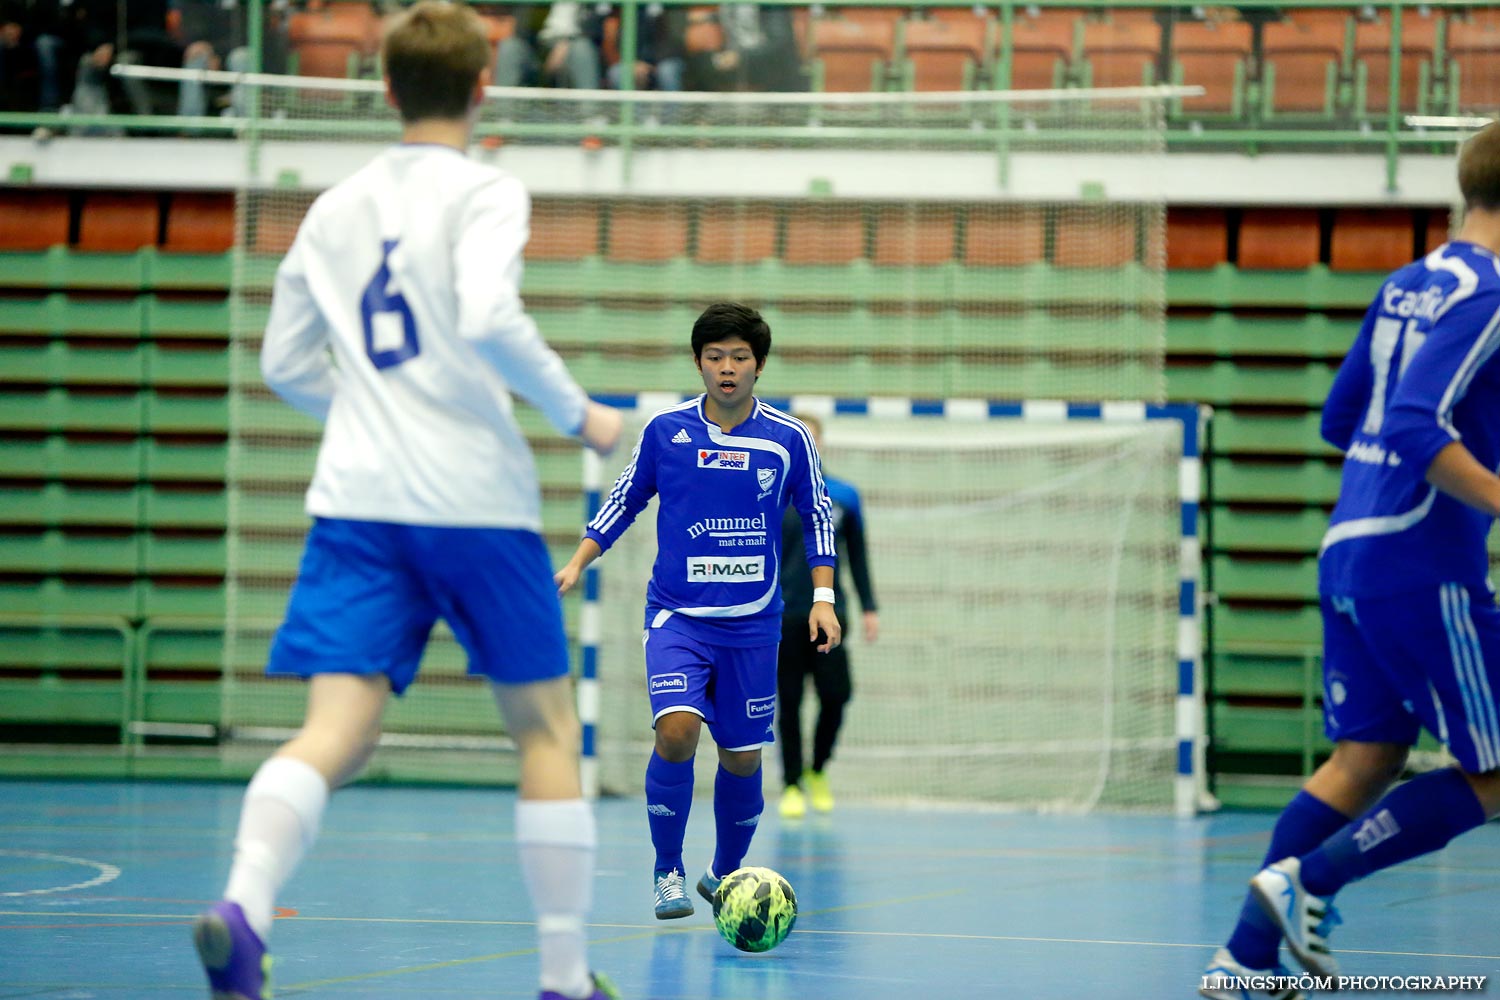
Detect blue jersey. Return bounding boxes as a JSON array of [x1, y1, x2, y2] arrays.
[[587, 396, 836, 646], [1320, 241, 1500, 598]]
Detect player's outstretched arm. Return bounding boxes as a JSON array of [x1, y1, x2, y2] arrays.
[[555, 537, 603, 596], [579, 401, 624, 456]]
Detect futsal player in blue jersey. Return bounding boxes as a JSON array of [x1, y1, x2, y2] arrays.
[[1201, 123, 1500, 999], [192, 6, 624, 1000], [556, 302, 841, 919]]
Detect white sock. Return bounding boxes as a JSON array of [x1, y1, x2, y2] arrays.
[[223, 756, 329, 942], [516, 798, 596, 999]]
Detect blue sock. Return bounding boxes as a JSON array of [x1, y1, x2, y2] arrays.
[[710, 764, 763, 878], [1226, 790, 1348, 969], [1299, 768, 1486, 898], [645, 752, 695, 875]]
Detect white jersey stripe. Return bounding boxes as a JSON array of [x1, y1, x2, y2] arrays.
[[1454, 585, 1500, 769], [1442, 583, 1498, 771]]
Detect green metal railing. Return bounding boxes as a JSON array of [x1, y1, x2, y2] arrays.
[[0, 0, 1485, 192]]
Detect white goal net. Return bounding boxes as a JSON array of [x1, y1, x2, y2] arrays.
[[593, 407, 1188, 813]]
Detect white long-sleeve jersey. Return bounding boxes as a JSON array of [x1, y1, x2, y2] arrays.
[[260, 143, 588, 530]]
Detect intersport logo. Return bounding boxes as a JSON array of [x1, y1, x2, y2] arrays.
[[698, 449, 750, 470]]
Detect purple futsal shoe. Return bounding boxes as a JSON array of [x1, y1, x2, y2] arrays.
[[192, 900, 270, 1000], [539, 971, 621, 1000]]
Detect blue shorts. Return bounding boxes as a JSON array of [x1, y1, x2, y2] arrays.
[[1322, 584, 1500, 772], [267, 517, 570, 695], [644, 628, 778, 751]]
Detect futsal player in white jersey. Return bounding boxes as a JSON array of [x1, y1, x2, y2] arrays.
[[191, 6, 624, 1000], [556, 303, 841, 919]]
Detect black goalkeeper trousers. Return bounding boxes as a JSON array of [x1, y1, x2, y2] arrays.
[[776, 617, 852, 786]]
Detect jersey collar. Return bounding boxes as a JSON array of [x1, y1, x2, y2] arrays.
[[695, 394, 763, 433]]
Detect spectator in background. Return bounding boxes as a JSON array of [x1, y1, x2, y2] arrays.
[[0, 3, 42, 112], [175, 0, 251, 120], [495, 3, 603, 92], [606, 3, 685, 97], [685, 3, 804, 93], [0, 0, 67, 114], [68, 0, 177, 121]]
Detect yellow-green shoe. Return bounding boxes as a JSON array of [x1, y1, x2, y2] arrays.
[[778, 784, 806, 820], [807, 771, 834, 813]]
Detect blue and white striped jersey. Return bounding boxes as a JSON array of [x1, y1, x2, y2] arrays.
[[586, 396, 836, 646], [1320, 241, 1500, 597]]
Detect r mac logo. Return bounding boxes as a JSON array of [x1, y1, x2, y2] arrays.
[[686, 556, 765, 582], [745, 696, 775, 720], [698, 449, 751, 470], [650, 673, 689, 695]]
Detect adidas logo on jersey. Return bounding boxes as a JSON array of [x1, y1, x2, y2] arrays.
[[671, 429, 691, 444]]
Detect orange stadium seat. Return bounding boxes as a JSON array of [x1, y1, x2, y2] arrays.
[[1078, 17, 1161, 88], [1002, 10, 1076, 90], [287, 1, 378, 78], [164, 193, 235, 254], [1329, 209, 1416, 272], [249, 194, 314, 256], [810, 17, 896, 92], [838, 7, 906, 31], [873, 207, 956, 266], [77, 193, 160, 252], [1166, 208, 1229, 270], [696, 205, 779, 265], [1170, 19, 1252, 115], [1445, 11, 1500, 113], [0, 189, 70, 250], [1353, 13, 1438, 115], [1053, 206, 1136, 268], [784, 206, 864, 265], [607, 204, 688, 263], [900, 17, 987, 92], [1238, 209, 1321, 270], [1260, 17, 1346, 115], [963, 206, 1045, 266], [527, 201, 601, 261]]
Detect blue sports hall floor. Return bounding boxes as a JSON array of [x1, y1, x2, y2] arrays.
[[1, 779, 1497, 998]]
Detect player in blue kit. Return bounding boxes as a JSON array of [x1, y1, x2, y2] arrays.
[[556, 302, 841, 919], [192, 5, 624, 1000], [1200, 123, 1500, 999]]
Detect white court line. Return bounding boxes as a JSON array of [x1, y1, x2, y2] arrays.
[[0, 849, 121, 897], [2, 908, 1496, 963]]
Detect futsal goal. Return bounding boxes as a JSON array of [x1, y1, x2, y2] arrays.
[[584, 396, 1205, 816]]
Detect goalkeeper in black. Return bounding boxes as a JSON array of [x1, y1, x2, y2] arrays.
[[777, 413, 879, 818]]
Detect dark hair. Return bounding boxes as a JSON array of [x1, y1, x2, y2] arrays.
[[691, 303, 771, 364], [383, 1, 490, 124], [1460, 122, 1500, 211]]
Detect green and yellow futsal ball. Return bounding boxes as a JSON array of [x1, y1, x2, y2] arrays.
[[711, 866, 798, 953]]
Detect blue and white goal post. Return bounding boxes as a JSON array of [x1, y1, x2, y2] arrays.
[[576, 395, 1209, 817]]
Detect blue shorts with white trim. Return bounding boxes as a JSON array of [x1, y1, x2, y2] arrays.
[[643, 627, 778, 751], [1321, 584, 1500, 773], [267, 517, 570, 695]]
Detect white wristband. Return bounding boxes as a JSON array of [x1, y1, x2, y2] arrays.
[[813, 587, 835, 606]]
